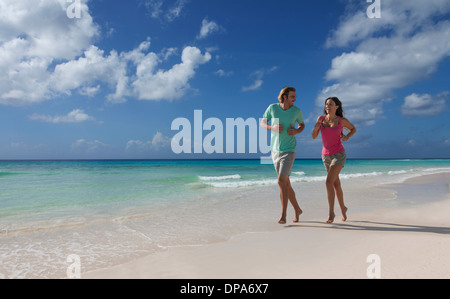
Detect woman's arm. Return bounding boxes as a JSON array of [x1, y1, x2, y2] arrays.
[[341, 118, 356, 141], [312, 116, 322, 139]]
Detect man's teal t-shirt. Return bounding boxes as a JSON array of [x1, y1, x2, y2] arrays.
[[263, 103, 303, 153]]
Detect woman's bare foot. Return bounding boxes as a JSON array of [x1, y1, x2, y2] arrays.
[[326, 212, 335, 224], [293, 208, 303, 223], [342, 207, 348, 222], [278, 216, 287, 224]]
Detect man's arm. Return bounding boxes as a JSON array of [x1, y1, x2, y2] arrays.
[[287, 122, 305, 136], [261, 118, 283, 133]]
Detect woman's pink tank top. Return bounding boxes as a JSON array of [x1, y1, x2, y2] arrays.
[[320, 115, 345, 155]]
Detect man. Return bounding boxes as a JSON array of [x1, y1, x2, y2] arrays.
[[261, 86, 305, 224]]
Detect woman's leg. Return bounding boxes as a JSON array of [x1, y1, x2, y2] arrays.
[[325, 164, 344, 223], [333, 176, 347, 221]]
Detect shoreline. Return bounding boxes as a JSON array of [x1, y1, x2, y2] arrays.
[[83, 172, 450, 279]]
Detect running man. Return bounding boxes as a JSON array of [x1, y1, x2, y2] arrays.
[[261, 87, 305, 224]]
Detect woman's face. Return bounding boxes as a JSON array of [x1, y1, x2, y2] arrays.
[[325, 99, 338, 115]]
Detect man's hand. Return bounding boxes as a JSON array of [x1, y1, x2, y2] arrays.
[[287, 124, 297, 136], [271, 123, 284, 133]]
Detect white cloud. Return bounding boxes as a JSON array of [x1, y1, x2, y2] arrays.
[[151, 131, 171, 149], [197, 18, 222, 39], [215, 69, 233, 77], [166, 0, 188, 22], [143, 0, 188, 22], [0, 0, 210, 106], [126, 132, 171, 151], [51, 40, 211, 103], [242, 79, 263, 92], [71, 139, 110, 153], [242, 67, 277, 92], [401, 92, 448, 116], [318, 0, 450, 126], [131, 46, 211, 101], [0, 0, 99, 105], [326, 0, 450, 48], [29, 109, 96, 123], [79, 84, 101, 97]]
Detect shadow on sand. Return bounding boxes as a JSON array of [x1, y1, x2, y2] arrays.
[[286, 220, 450, 235]]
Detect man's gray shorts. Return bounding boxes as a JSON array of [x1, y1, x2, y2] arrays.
[[272, 152, 296, 176]]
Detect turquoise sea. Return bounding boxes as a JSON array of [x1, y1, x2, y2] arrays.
[[1, 159, 450, 278]]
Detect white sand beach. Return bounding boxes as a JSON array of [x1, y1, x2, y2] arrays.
[[83, 173, 450, 279]]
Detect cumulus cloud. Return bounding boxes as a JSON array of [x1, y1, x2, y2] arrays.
[[197, 18, 222, 39], [143, 0, 188, 22], [326, 0, 450, 48], [318, 0, 450, 126], [126, 132, 171, 151], [131, 45, 211, 101], [215, 69, 233, 77], [29, 109, 96, 123], [242, 67, 277, 92], [52, 41, 210, 102], [242, 79, 263, 92], [0, 0, 99, 105], [71, 139, 110, 153], [0, 0, 211, 106], [53, 39, 210, 103], [401, 92, 448, 116]]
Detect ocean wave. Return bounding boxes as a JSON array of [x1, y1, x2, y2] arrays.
[[422, 167, 450, 174], [340, 171, 383, 179], [199, 167, 450, 189], [204, 178, 277, 188], [198, 174, 241, 181], [292, 171, 306, 176]]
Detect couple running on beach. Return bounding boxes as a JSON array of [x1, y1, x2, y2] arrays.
[[261, 86, 357, 224]]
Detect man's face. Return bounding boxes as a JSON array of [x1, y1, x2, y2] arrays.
[[284, 91, 296, 108]]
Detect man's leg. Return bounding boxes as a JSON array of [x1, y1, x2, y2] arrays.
[[278, 175, 302, 223], [278, 174, 289, 224], [287, 179, 302, 222]]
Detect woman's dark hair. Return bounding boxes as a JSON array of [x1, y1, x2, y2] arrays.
[[324, 97, 344, 117]]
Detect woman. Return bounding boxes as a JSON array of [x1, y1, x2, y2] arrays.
[[312, 97, 356, 223]]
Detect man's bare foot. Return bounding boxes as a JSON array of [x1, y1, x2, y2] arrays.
[[326, 212, 335, 224], [278, 216, 286, 224], [293, 208, 303, 223], [342, 207, 348, 222]]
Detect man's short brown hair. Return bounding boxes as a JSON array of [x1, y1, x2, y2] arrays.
[[278, 86, 296, 103]]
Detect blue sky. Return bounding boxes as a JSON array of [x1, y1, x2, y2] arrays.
[[0, 0, 449, 159]]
